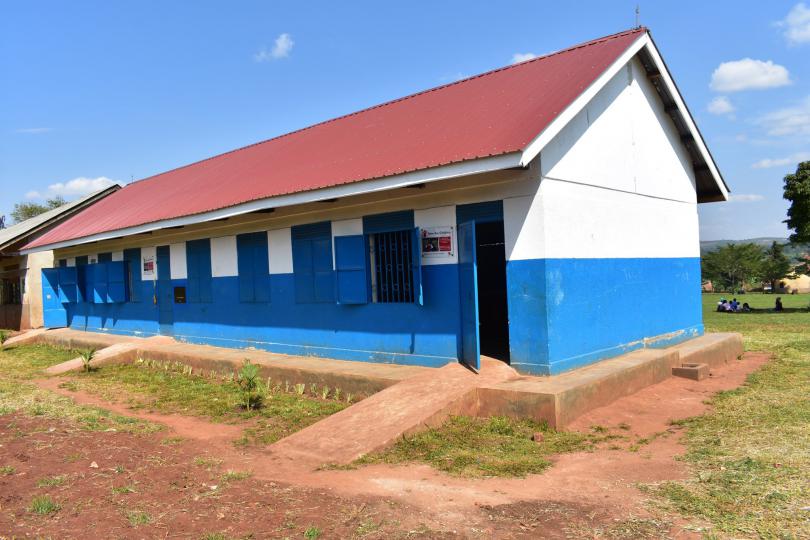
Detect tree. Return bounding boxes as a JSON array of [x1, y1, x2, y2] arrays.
[[10, 196, 67, 223], [761, 241, 794, 292], [784, 161, 810, 243], [701, 243, 765, 292]]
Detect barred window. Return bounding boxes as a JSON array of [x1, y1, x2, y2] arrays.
[[368, 230, 414, 303]]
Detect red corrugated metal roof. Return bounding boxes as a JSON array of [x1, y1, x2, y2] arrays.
[[27, 28, 645, 249]]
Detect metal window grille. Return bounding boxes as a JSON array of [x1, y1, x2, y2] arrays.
[[369, 231, 414, 303]]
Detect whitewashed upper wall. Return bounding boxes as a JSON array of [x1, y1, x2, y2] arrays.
[[505, 55, 701, 261], [540, 57, 697, 204]]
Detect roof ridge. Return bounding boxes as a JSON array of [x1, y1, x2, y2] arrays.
[[125, 27, 647, 189]]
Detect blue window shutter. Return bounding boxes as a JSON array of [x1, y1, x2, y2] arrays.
[[412, 228, 423, 305], [107, 261, 127, 303], [335, 235, 368, 304], [291, 222, 333, 304], [75, 256, 89, 302], [187, 242, 199, 303], [186, 239, 213, 303], [292, 238, 314, 303], [253, 234, 270, 303], [123, 248, 141, 302], [92, 264, 108, 304], [237, 232, 269, 303], [57, 267, 78, 303], [237, 233, 256, 302]]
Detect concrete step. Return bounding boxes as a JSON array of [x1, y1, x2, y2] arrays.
[[269, 358, 518, 465]]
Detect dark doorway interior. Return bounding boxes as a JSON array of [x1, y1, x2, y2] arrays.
[[475, 221, 510, 362]]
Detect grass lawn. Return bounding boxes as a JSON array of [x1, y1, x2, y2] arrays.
[[650, 293, 810, 538], [357, 415, 619, 478], [0, 344, 157, 434], [61, 358, 349, 446]]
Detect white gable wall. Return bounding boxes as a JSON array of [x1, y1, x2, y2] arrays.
[[506, 55, 700, 261]]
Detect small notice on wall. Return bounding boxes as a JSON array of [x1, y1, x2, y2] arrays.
[[142, 255, 155, 278], [421, 226, 454, 259]]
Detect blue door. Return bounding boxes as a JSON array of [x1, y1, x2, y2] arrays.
[[156, 246, 173, 336], [41, 268, 67, 328], [458, 221, 480, 371]]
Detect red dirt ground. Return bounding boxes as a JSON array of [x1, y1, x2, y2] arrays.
[[1, 353, 768, 538]]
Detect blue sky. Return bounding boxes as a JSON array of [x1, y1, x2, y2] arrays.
[[2, 1, 809, 240]]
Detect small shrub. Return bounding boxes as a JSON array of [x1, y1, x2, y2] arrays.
[[80, 348, 96, 372], [29, 495, 60, 515], [304, 526, 322, 539], [0, 465, 16, 475], [294, 383, 306, 396], [320, 386, 330, 400], [345, 393, 354, 404], [236, 359, 262, 410], [333, 388, 342, 401], [0, 330, 8, 349]]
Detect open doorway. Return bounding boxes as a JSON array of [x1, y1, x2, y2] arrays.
[[475, 221, 510, 363]]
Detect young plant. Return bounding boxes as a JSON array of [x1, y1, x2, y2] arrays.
[[0, 330, 8, 350], [320, 386, 330, 400], [236, 359, 262, 411], [80, 349, 96, 372], [294, 383, 305, 396], [309, 382, 318, 395], [345, 393, 354, 404], [333, 387, 342, 401]]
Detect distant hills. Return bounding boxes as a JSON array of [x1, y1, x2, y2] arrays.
[[700, 238, 809, 262]]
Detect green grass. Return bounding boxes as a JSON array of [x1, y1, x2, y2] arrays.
[[648, 293, 810, 538], [358, 416, 615, 478], [36, 475, 67, 487], [63, 359, 348, 445], [0, 465, 16, 475], [126, 510, 152, 526], [28, 495, 60, 515], [0, 344, 159, 434]]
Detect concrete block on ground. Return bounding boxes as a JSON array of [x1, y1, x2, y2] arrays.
[[672, 363, 710, 381]]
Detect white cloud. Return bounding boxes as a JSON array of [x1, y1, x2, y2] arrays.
[[707, 96, 735, 116], [254, 33, 294, 62], [758, 96, 810, 136], [728, 193, 765, 202], [751, 152, 810, 169], [511, 52, 537, 64], [26, 176, 118, 200], [710, 58, 791, 92], [779, 3, 810, 45], [15, 127, 52, 134]]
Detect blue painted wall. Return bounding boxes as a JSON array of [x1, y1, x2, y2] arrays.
[[507, 257, 703, 375], [66, 264, 461, 367]]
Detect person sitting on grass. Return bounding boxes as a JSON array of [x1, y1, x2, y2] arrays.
[[742, 302, 751, 312], [730, 298, 740, 311], [775, 297, 784, 312], [717, 298, 728, 312]]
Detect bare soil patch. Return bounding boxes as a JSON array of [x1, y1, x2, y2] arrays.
[[10, 353, 767, 538]]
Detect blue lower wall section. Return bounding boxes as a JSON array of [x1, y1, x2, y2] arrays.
[[66, 264, 461, 368], [507, 257, 703, 375], [64, 257, 702, 374]]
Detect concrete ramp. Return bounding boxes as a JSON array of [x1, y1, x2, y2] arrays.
[[44, 341, 142, 375], [270, 358, 517, 466]]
